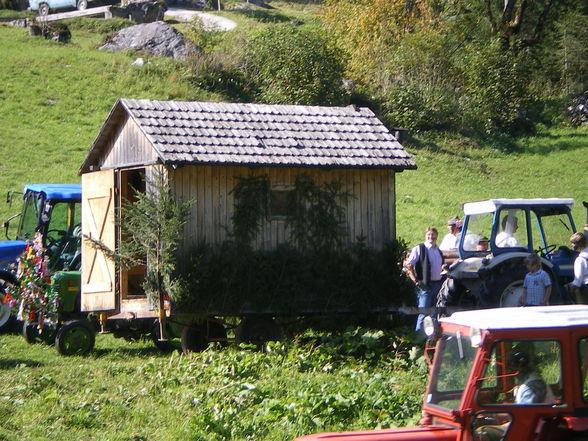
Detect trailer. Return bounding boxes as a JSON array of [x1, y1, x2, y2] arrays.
[[2, 99, 418, 354]]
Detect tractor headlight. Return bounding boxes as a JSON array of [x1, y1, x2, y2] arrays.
[[470, 327, 483, 347], [423, 316, 438, 338]]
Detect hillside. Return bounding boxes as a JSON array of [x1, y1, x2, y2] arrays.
[[0, 4, 587, 247]]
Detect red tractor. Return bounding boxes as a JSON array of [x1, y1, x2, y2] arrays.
[[295, 305, 588, 441]]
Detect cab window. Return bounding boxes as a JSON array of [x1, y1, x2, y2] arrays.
[[495, 209, 528, 249], [427, 332, 478, 411], [18, 193, 43, 240], [579, 338, 588, 401], [462, 213, 493, 253], [477, 339, 561, 406]]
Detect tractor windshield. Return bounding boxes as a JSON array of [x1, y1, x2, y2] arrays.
[[17, 192, 43, 240], [426, 332, 478, 412]]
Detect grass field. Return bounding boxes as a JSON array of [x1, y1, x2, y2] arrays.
[[0, 327, 425, 441]]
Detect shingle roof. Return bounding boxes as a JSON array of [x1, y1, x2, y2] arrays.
[[81, 99, 416, 171]]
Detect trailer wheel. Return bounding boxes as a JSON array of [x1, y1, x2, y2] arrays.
[[238, 317, 281, 349], [55, 320, 95, 356], [181, 324, 207, 353], [206, 321, 227, 346]]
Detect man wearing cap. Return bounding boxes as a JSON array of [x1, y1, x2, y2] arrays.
[[439, 216, 461, 251]]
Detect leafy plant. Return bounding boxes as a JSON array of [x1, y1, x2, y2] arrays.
[[230, 174, 270, 245], [287, 175, 350, 252], [242, 24, 347, 105]]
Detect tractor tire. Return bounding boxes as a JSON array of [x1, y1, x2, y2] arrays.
[[480, 264, 528, 307], [55, 320, 95, 356], [22, 320, 40, 344]]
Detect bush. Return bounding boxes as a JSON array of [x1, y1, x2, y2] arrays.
[[173, 240, 413, 316], [459, 41, 534, 135], [184, 51, 250, 101], [381, 84, 458, 132], [243, 24, 347, 105]]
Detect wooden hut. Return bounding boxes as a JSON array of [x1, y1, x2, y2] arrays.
[[79, 99, 416, 322]]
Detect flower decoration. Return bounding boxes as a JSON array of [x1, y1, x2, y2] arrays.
[[7, 232, 59, 327]]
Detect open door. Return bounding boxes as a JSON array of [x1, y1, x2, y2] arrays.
[[81, 169, 117, 312]]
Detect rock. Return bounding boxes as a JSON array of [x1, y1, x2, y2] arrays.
[[100, 21, 194, 59], [132, 57, 145, 66]]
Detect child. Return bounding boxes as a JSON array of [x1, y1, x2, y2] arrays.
[[521, 254, 552, 306]]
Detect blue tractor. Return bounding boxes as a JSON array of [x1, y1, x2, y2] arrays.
[[0, 184, 82, 334], [442, 198, 585, 309]]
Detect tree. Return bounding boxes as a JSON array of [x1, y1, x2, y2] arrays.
[[243, 24, 347, 106]]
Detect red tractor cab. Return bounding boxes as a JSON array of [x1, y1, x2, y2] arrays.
[[295, 305, 588, 441]]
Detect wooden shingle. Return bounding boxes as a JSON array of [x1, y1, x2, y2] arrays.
[[80, 99, 416, 173]]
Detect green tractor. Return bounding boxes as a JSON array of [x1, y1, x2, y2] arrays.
[[1, 184, 96, 355]]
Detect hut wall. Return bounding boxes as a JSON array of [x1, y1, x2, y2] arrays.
[[169, 165, 396, 255]]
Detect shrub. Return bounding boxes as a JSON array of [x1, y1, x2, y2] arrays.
[[184, 51, 250, 101], [381, 84, 458, 132], [173, 240, 412, 316], [459, 41, 534, 135], [242, 24, 347, 105]]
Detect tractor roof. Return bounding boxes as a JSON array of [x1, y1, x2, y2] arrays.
[[463, 198, 574, 216], [24, 184, 81, 200], [441, 305, 588, 330]]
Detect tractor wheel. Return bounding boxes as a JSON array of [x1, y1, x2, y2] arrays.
[[238, 316, 281, 349], [38, 2, 49, 16], [55, 320, 95, 356], [22, 320, 40, 344], [481, 264, 527, 307], [76, 0, 87, 10]]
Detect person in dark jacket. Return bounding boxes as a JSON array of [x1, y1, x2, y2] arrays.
[[406, 227, 444, 333]]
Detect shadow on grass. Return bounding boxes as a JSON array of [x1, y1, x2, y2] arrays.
[[91, 345, 179, 358], [0, 359, 43, 369]]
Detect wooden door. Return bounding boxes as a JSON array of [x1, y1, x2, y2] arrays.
[[81, 169, 117, 312]]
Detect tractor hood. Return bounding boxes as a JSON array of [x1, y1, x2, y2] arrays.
[[294, 425, 458, 441], [0, 240, 25, 271]]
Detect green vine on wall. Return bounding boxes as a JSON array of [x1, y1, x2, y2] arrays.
[[288, 175, 350, 252], [230, 175, 270, 245], [230, 173, 351, 251]]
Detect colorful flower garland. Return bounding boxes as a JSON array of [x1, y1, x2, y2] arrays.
[[7, 232, 59, 328]]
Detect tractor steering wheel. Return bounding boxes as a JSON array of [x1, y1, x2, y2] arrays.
[[536, 244, 557, 257], [45, 229, 67, 249]]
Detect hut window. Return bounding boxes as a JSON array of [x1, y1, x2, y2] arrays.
[[269, 185, 295, 219]]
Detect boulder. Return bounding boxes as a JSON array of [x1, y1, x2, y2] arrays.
[[100, 21, 193, 59]]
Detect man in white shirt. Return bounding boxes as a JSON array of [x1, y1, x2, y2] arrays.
[[406, 227, 444, 333]]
